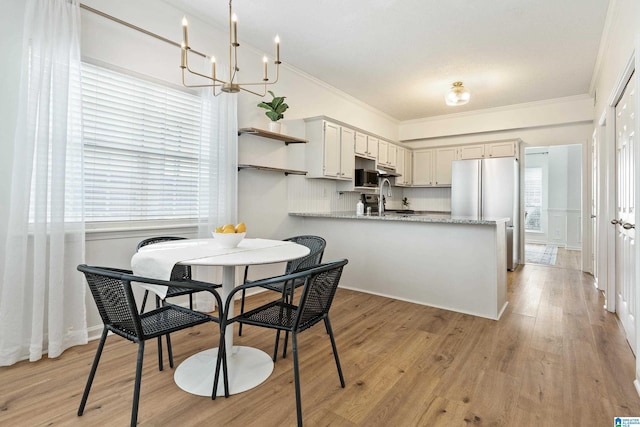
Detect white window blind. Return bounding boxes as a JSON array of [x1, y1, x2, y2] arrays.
[[524, 167, 542, 231], [81, 63, 206, 222]]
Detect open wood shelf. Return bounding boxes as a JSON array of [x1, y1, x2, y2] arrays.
[[238, 164, 307, 176], [238, 127, 308, 145]]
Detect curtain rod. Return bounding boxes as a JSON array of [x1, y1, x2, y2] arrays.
[[79, 3, 207, 59]]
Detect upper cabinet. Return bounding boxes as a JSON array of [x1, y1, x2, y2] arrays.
[[395, 147, 412, 186], [305, 119, 354, 180], [487, 141, 518, 158], [377, 140, 397, 169], [412, 149, 434, 186], [355, 132, 378, 159], [378, 140, 388, 166], [459, 144, 485, 159], [434, 147, 457, 186]]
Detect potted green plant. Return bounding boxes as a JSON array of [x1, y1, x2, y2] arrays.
[[258, 90, 289, 133]]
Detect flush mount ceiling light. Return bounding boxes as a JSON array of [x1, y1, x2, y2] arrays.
[[180, 0, 281, 96], [445, 81, 470, 106]]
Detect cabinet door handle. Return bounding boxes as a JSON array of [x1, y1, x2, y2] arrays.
[[623, 223, 635, 230], [611, 219, 620, 225]]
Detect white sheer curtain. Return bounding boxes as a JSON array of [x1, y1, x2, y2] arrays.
[[195, 88, 238, 311], [0, 0, 87, 366]]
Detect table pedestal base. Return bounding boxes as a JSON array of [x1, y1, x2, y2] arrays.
[[174, 346, 274, 396]]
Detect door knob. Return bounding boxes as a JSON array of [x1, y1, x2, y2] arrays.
[[623, 223, 635, 230], [611, 219, 620, 225]]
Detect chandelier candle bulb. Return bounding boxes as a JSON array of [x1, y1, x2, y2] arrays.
[[211, 57, 216, 80], [232, 14, 238, 46], [275, 35, 280, 63], [263, 56, 268, 80], [181, 16, 188, 48], [180, 43, 186, 68]]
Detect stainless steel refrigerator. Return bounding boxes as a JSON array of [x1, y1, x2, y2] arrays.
[[451, 157, 519, 270]]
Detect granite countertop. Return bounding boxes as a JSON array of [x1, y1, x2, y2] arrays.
[[289, 211, 509, 225]]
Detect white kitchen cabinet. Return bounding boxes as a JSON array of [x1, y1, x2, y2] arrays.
[[378, 140, 388, 166], [412, 149, 434, 186], [395, 147, 405, 186], [395, 147, 412, 186], [354, 132, 367, 156], [340, 127, 355, 179], [434, 147, 457, 186], [388, 144, 397, 168], [367, 136, 379, 159], [305, 119, 354, 180], [403, 149, 412, 186], [487, 141, 517, 158], [459, 144, 485, 159]]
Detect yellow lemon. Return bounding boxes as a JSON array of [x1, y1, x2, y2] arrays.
[[222, 224, 236, 233], [214, 226, 224, 233], [235, 222, 246, 233]]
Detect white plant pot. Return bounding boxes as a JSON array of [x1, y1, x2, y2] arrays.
[[268, 121, 281, 134]]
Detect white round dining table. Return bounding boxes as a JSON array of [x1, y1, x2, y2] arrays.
[[139, 238, 310, 397]]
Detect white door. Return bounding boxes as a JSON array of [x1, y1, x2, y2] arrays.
[[614, 72, 636, 353]]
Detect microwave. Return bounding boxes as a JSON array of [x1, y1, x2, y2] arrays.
[[355, 169, 378, 187]]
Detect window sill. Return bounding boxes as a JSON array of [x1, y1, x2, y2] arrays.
[[86, 221, 199, 241]]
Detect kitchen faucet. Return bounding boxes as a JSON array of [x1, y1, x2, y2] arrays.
[[378, 177, 392, 215]]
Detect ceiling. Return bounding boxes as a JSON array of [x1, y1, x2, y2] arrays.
[[163, 0, 610, 121]]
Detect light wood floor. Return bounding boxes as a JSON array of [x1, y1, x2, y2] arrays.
[[1, 264, 639, 426]]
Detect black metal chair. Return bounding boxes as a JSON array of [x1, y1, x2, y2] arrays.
[[77, 265, 228, 427], [216, 259, 348, 426], [137, 237, 198, 313], [238, 235, 326, 348], [137, 236, 223, 371]]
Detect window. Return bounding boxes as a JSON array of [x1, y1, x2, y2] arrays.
[[81, 62, 207, 223], [524, 167, 542, 231]]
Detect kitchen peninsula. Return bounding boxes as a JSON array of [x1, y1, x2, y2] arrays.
[[289, 212, 508, 320]]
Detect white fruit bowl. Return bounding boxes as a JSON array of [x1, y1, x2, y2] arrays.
[[212, 231, 246, 248]]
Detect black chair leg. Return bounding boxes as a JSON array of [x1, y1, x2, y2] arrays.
[[140, 290, 150, 313], [188, 293, 194, 310], [239, 288, 247, 336], [212, 329, 230, 399], [78, 328, 108, 416], [239, 265, 250, 337], [282, 281, 295, 359], [272, 330, 281, 362], [166, 333, 174, 368], [131, 342, 145, 427], [324, 317, 345, 387], [153, 291, 166, 371], [292, 333, 303, 427]]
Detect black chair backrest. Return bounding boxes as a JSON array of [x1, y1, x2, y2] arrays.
[[295, 259, 347, 332], [284, 235, 326, 274], [137, 236, 191, 281], [78, 265, 144, 341]]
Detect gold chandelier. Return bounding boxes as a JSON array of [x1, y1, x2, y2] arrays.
[[180, 0, 281, 96]]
